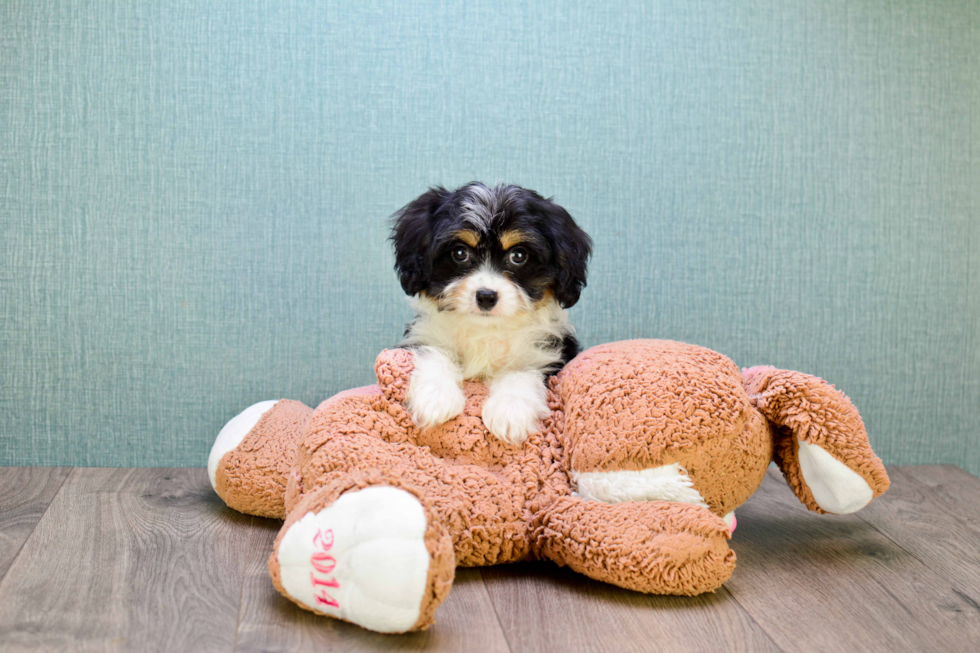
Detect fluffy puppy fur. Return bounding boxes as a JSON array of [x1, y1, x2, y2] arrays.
[[391, 182, 592, 443]]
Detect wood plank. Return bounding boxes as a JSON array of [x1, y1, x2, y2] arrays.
[[723, 468, 980, 653], [854, 466, 980, 597], [234, 518, 512, 653], [481, 561, 781, 653], [900, 465, 980, 518], [0, 467, 71, 582], [0, 468, 260, 653], [0, 464, 974, 651]]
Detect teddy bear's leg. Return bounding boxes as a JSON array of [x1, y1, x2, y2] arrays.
[[209, 399, 314, 518], [291, 427, 532, 566], [268, 471, 455, 634], [533, 496, 736, 595], [742, 366, 890, 514]]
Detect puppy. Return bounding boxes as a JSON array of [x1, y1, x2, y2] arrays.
[[390, 182, 592, 443]]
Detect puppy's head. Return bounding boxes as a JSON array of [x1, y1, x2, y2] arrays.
[[391, 182, 592, 317]]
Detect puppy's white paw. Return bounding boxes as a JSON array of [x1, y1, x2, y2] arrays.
[[482, 371, 550, 444], [407, 376, 465, 429], [406, 347, 465, 429]]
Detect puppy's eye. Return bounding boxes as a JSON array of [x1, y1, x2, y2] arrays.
[[508, 247, 528, 266], [451, 246, 470, 263]]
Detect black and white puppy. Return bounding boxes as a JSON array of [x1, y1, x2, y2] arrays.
[[391, 182, 592, 444]]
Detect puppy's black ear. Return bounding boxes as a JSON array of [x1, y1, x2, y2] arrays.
[[532, 195, 592, 308], [390, 187, 449, 296]]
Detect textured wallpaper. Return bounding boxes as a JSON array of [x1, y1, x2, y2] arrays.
[[1, 1, 978, 472]]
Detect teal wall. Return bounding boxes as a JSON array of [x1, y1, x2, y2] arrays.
[[2, 1, 978, 472]]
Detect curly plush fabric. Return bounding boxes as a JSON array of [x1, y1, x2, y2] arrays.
[[742, 365, 890, 513], [269, 469, 455, 631], [215, 399, 312, 518], [534, 497, 736, 594], [211, 339, 890, 633], [288, 353, 569, 567], [557, 340, 773, 516]]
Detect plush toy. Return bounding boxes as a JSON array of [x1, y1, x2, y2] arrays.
[[208, 339, 889, 634]]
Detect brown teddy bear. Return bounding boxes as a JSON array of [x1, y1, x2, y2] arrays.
[[208, 339, 889, 634]]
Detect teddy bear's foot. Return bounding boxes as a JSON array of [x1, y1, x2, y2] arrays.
[[535, 497, 736, 595], [270, 482, 455, 633], [209, 399, 313, 518]]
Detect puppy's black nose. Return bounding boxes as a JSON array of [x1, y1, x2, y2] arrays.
[[476, 289, 498, 311]]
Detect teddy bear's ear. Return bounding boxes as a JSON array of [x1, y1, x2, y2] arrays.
[[743, 366, 890, 515], [375, 348, 415, 403]]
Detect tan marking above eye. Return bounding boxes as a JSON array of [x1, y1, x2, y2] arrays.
[[500, 230, 526, 250], [455, 230, 480, 247]]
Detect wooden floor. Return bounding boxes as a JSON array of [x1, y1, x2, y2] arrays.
[[0, 466, 978, 652]]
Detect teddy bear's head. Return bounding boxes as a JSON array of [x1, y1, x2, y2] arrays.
[[553, 340, 773, 517]]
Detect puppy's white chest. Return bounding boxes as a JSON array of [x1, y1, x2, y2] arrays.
[[452, 327, 516, 379]]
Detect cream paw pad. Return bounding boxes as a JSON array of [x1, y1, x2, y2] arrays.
[[270, 485, 455, 633]]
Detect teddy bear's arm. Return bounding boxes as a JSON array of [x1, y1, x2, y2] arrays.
[[533, 497, 736, 595], [210, 399, 314, 519]]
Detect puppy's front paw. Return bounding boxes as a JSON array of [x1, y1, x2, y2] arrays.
[[482, 371, 550, 444], [407, 377, 465, 429], [406, 353, 466, 431]]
